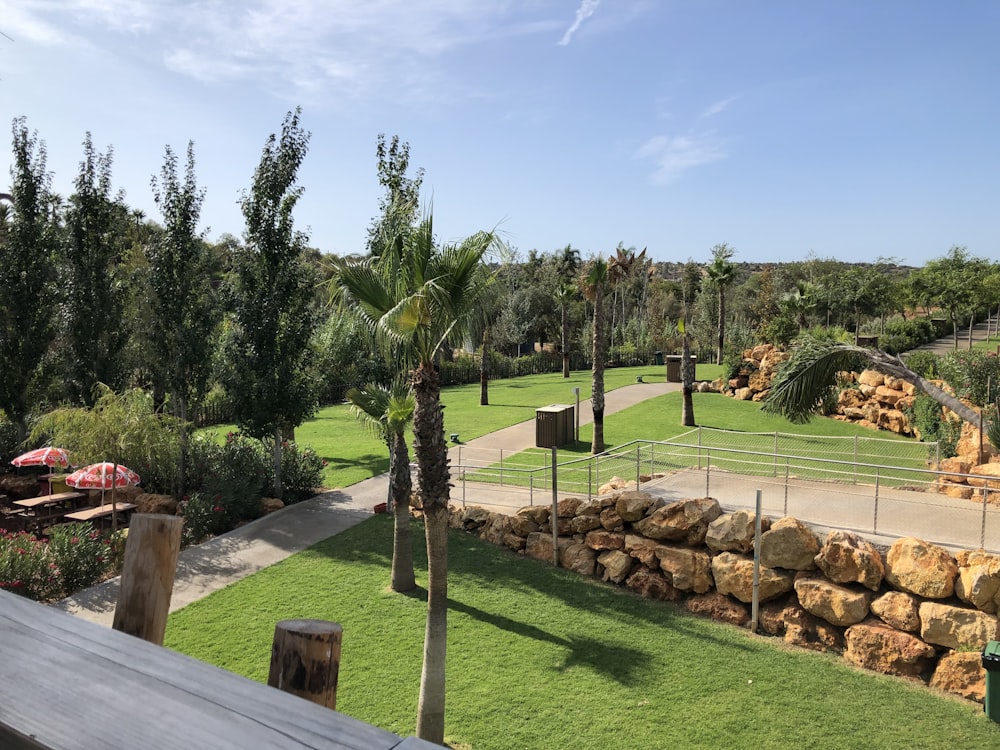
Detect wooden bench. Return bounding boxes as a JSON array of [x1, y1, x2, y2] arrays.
[[65, 502, 138, 522]]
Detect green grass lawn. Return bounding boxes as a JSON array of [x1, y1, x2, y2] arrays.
[[165, 515, 1000, 749], [204, 364, 723, 488]]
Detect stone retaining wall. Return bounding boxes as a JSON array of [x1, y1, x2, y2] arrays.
[[449, 490, 997, 704]]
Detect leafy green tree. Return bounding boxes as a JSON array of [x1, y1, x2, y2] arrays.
[[61, 134, 130, 403], [337, 215, 496, 744], [149, 142, 219, 491], [222, 109, 318, 496], [0, 119, 58, 440], [582, 257, 610, 453], [706, 243, 736, 364], [918, 247, 990, 350], [348, 379, 416, 592], [31, 385, 180, 530], [367, 134, 424, 258]]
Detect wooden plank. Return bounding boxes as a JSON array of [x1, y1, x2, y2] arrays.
[[0, 590, 439, 749], [64, 502, 137, 522], [13, 493, 85, 510]]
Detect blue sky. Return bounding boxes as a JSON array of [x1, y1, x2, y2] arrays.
[[2, 1, 997, 266]]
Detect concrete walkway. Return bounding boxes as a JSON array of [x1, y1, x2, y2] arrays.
[[908, 314, 998, 356], [58, 379, 681, 625]]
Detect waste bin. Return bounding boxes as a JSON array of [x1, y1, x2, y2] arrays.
[[983, 641, 1000, 721], [665, 355, 681, 382], [654, 351, 664, 366], [535, 404, 574, 448]]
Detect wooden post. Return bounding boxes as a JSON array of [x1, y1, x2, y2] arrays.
[[269, 620, 343, 710], [112, 514, 183, 645]]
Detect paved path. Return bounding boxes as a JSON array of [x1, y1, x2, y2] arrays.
[[908, 314, 998, 356], [58, 380, 680, 625]]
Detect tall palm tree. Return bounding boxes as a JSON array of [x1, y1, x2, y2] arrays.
[[706, 243, 736, 365], [347, 379, 416, 592], [337, 215, 496, 744], [582, 258, 609, 453], [762, 336, 982, 427], [679, 261, 702, 427], [554, 282, 577, 378]]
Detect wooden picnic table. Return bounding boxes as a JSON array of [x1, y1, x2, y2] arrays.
[[65, 502, 138, 529], [13, 492, 88, 531], [13, 491, 87, 511]]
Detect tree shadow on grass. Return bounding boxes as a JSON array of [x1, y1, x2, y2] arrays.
[[321, 453, 388, 478], [400, 586, 653, 686]]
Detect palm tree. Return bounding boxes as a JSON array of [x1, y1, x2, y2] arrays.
[[706, 243, 736, 364], [762, 336, 982, 427], [337, 215, 496, 744], [679, 261, 702, 427], [582, 258, 609, 453], [347, 379, 416, 592]]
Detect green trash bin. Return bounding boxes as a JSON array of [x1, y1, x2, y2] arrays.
[[982, 641, 1000, 721], [654, 351, 664, 366]]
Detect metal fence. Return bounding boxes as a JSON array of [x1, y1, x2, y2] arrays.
[[450, 430, 1000, 552]]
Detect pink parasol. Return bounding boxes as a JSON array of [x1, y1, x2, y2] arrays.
[[12, 447, 71, 493]]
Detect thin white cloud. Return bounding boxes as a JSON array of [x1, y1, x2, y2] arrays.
[[700, 96, 737, 118], [558, 0, 600, 46], [634, 132, 727, 184]]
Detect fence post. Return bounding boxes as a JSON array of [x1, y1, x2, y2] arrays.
[[773, 432, 779, 478], [530, 474, 534, 506], [268, 620, 342, 710], [594, 455, 599, 496], [635, 444, 641, 487], [462, 470, 466, 509], [705, 449, 711, 496], [873, 468, 880, 534], [982, 482, 989, 548], [697, 428, 703, 470], [784, 461, 790, 516], [588, 463, 593, 502], [854, 436, 858, 484], [499, 448, 504, 487]]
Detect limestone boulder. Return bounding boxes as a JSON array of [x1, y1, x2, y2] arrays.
[[584, 530, 625, 551], [509, 513, 540, 537], [598, 550, 633, 584], [624, 534, 660, 567], [760, 517, 820, 570], [870, 591, 921, 632], [705, 510, 769, 554], [930, 651, 986, 703], [517, 505, 549, 525], [597, 476, 631, 495], [556, 497, 584, 518], [920, 601, 1000, 650], [135, 492, 179, 515], [624, 566, 682, 602], [757, 596, 795, 636], [461, 506, 491, 528], [844, 620, 936, 679], [561, 542, 596, 576], [615, 491, 654, 522], [259, 496, 284, 516], [655, 544, 713, 593], [632, 497, 722, 545], [502, 532, 526, 551], [955, 549, 1000, 613], [937, 457, 972, 484], [711, 552, 794, 604], [838, 388, 867, 410], [0, 475, 41, 500], [570, 514, 603, 534], [733, 387, 752, 401], [575, 499, 603, 516], [885, 537, 957, 599], [793, 575, 871, 627], [874, 386, 905, 406], [957, 420, 997, 463], [782, 604, 844, 653], [599, 507, 624, 532], [685, 592, 749, 627], [525, 532, 572, 565], [857, 370, 885, 388], [939, 483, 974, 500], [814, 530, 884, 591], [967, 462, 1000, 489]]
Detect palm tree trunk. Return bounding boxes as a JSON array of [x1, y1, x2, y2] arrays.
[[681, 334, 695, 427], [389, 431, 415, 592], [591, 288, 605, 454], [480, 325, 490, 406], [412, 361, 450, 743]]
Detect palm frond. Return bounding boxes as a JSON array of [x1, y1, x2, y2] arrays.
[[761, 339, 868, 423]]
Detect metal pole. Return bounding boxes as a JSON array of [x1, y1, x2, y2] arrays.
[[751, 489, 762, 634], [635, 444, 641, 487], [588, 463, 593, 502], [529, 474, 534, 506], [595, 454, 599, 495], [697, 427, 703, 470], [650, 442, 655, 478], [873, 468, 880, 534], [982, 483, 989, 548], [853, 436, 858, 483], [574, 387, 580, 443], [783, 461, 789, 516], [499, 448, 504, 486], [773, 432, 778, 478], [705, 449, 711, 496], [551, 446, 559, 567]]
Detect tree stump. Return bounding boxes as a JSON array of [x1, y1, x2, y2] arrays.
[[268, 620, 342, 710], [112, 514, 183, 645]]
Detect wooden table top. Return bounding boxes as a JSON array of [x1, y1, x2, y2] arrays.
[[64, 502, 138, 522], [13, 492, 86, 509]]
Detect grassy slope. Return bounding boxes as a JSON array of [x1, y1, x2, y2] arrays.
[[165, 515, 1000, 750]]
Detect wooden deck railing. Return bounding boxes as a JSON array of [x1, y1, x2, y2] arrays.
[[0, 590, 435, 749]]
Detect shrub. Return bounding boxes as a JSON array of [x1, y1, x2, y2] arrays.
[[938, 350, 1000, 407], [0, 413, 17, 470], [180, 492, 230, 543], [205, 432, 270, 522], [903, 394, 961, 458], [275, 441, 326, 503], [0, 532, 58, 600], [47, 522, 113, 594], [902, 350, 940, 379]]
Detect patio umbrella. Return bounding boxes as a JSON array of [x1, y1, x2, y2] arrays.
[[12, 447, 71, 494], [66, 462, 141, 532]]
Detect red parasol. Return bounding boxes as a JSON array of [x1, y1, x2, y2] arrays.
[[12, 447, 72, 493], [65, 462, 141, 491]]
